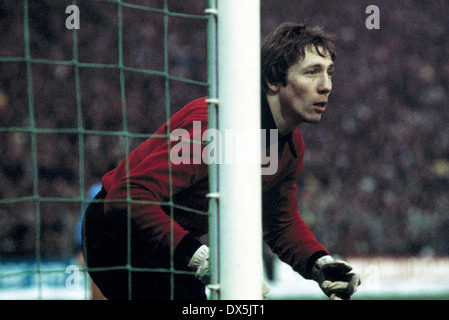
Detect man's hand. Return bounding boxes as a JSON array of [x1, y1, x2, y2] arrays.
[[187, 245, 210, 280], [187, 245, 271, 299], [312, 255, 361, 300]]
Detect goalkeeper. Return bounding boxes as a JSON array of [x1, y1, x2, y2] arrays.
[[83, 22, 360, 300]]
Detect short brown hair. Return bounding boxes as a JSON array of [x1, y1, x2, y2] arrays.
[[261, 23, 336, 92]]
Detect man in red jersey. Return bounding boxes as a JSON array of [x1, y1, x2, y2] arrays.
[[83, 23, 360, 300]]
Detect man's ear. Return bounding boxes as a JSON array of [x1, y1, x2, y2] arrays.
[[265, 80, 281, 93]]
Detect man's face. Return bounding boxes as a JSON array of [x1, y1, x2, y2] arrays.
[[274, 46, 334, 124]]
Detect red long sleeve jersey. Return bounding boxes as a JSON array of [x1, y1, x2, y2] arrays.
[[101, 97, 328, 278]]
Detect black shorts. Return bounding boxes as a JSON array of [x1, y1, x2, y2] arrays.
[[81, 188, 206, 300]]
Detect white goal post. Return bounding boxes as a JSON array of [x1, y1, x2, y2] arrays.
[[216, 0, 263, 300]]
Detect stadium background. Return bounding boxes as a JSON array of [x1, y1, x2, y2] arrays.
[[0, 0, 448, 299]]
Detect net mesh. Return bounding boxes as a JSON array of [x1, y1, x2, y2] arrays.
[[0, 0, 212, 299]]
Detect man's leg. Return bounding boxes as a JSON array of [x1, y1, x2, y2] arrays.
[[82, 190, 206, 300]]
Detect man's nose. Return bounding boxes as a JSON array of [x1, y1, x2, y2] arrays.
[[318, 74, 332, 94]]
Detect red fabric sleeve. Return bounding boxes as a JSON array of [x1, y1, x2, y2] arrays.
[[101, 98, 209, 255], [263, 131, 329, 279]]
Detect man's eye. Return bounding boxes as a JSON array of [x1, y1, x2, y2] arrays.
[[306, 70, 316, 75]]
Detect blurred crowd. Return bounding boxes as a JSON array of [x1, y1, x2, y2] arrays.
[[0, 0, 448, 259]]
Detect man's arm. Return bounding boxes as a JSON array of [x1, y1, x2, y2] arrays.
[[263, 180, 361, 299], [262, 137, 360, 298], [263, 178, 329, 279], [102, 102, 209, 268]]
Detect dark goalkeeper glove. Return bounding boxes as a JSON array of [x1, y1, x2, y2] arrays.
[[312, 255, 361, 300]]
